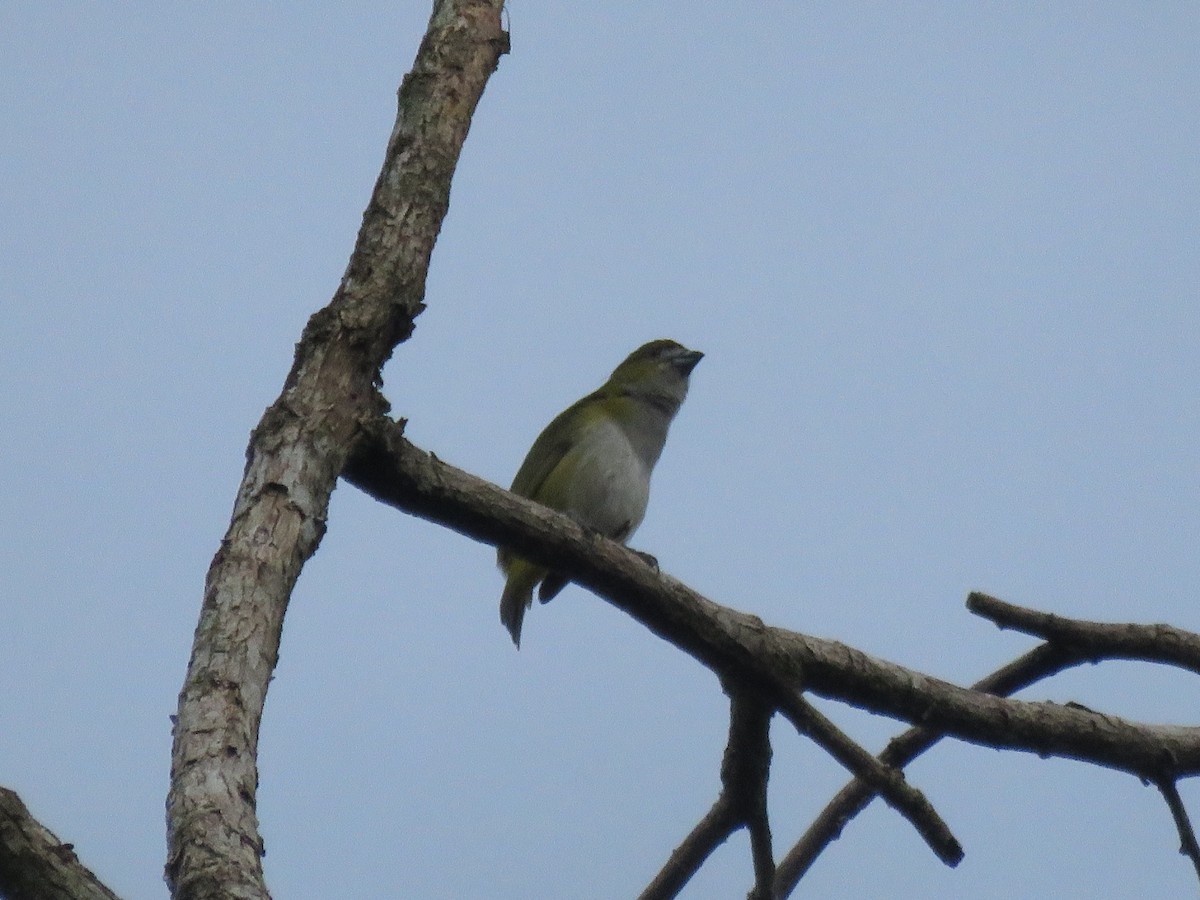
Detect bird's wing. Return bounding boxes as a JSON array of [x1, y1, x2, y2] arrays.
[[509, 391, 601, 500]]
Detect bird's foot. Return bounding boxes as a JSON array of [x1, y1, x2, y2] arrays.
[[632, 550, 659, 571]]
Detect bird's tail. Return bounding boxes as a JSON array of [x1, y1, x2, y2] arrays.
[[499, 558, 542, 648]]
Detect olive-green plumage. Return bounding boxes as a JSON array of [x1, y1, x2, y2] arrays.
[[498, 339, 703, 646]]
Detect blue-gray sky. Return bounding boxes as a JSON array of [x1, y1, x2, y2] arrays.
[[2, 3, 1197, 898]]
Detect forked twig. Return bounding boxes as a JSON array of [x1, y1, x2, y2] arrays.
[[640, 684, 773, 900]]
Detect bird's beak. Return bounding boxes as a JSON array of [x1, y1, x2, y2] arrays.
[[675, 349, 704, 375]]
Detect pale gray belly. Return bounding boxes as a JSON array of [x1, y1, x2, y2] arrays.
[[561, 423, 651, 541]]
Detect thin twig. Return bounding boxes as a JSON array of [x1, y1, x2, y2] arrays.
[[968, 592, 1200, 675], [1156, 778, 1200, 885], [776, 692, 962, 867], [775, 643, 1080, 896], [746, 813, 776, 900], [637, 795, 739, 900]]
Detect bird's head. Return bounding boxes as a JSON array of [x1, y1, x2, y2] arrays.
[[606, 339, 704, 403]]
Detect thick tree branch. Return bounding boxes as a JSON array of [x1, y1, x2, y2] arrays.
[[0, 787, 121, 900], [343, 424, 1200, 783], [165, 4, 508, 899]]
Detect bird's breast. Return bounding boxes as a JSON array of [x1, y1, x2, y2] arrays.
[[561, 419, 653, 541]]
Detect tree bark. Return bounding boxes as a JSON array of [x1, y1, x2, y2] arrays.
[[0, 787, 121, 900], [164, 4, 508, 898]]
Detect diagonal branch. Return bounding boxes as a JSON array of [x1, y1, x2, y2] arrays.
[[343, 426, 1200, 781], [0, 786, 121, 900], [774, 643, 1081, 895], [165, 5, 508, 899], [775, 692, 962, 868], [1156, 778, 1200, 885], [638, 794, 740, 900]]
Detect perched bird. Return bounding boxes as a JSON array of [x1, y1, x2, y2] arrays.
[[498, 339, 703, 647]]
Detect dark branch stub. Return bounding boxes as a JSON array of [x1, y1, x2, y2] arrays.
[[722, 685, 775, 900]]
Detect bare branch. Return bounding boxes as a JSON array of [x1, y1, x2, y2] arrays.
[[638, 796, 739, 900], [165, 4, 508, 899], [781, 595, 1200, 891], [343, 426, 1200, 780], [722, 687, 775, 900], [638, 795, 739, 900], [0, 786, 121, 900], [1156, 779, 1200, 886], [775, 644, 1087, 895], [968, 592, 1200, 675], [639, 685, 773, 900], [775, 692, 962, 867]]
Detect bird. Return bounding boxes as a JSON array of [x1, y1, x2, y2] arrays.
[[498, 339, 703, 647]]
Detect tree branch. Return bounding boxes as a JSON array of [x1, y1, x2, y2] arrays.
[[0, 786, 121, 900], [774, 644, 1082, 894], [777, 594, 1200, 896], [343, 425, 1200, 780], [638, 793, 739, 900], [1156, 778, 1200, 885], [968, 592, 1200, 675], [639, 684, 773, 900], [165, 4, 508, 899], [722, 686, 775, 900], [775, 692, 962, 867]]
